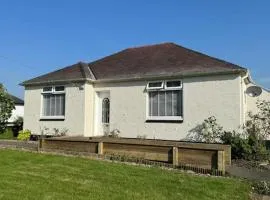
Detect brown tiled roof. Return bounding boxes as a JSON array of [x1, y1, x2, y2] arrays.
[[21, 62, 95, 85], [21, 43, 246, 85]]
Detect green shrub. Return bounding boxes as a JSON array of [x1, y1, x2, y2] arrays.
[[221, 131, 251, 160], [11, 117, 23, 137], [17, 130, 31, 141], [252, 181, 270, 195]]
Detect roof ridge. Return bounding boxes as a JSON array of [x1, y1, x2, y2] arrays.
[[171, 43, 246, 70], [126, 42, 174, 50]]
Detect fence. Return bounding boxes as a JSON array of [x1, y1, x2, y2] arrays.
[[40, 137, 231, 176]]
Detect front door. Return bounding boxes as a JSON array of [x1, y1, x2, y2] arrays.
[[94, 92, 110, 135]]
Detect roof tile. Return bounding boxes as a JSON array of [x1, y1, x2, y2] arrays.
[[22, 43, 246, 85]]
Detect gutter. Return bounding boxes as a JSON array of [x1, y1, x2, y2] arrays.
[[20, 69, 246, 87], [19, 78, 91, 87]]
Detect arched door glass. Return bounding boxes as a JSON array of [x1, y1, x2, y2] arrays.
[[102, 98, 110, 123]]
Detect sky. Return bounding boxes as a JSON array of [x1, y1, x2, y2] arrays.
[[0, 0, 270, 98]]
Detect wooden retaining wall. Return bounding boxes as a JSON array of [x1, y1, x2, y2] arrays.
[[40, 137, 231, 175], [0, 140, 38, 151]]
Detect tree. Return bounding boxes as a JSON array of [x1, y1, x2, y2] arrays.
[[0, 84, 15, 133]]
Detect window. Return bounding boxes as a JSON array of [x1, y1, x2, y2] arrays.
[[42, 86, 65, 118], [55, 86, 65, 92], [43, 86, 53, 93], [165, 80, 182, 89], [146, 81, 164, 90], [147, 80, 183, 121], [102, 98, 110, 123]]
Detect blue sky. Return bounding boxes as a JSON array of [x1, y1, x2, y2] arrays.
[[0, 0, 270, 98]]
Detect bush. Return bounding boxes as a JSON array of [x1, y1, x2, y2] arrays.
[[53, 128, 68, 137], [220, 131, 269, 160], [186, 116, 223, 143], [252, 181, 270, 195], [17, 130, 31, 141], [11, 117, 23, 137], [185, 100, 270, 161], [105, 129, 120, 138], [221, 131, 251, 160]]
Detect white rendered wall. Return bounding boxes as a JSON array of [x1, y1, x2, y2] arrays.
[[93, 74, 242, 140]]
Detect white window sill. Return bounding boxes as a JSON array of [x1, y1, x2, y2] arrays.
[[146, 116, 183, 122], [40, 116, 65, 120]]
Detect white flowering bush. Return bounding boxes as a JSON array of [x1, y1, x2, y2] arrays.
[[186, 116, 223, 143], [245, 100, 270, 141]]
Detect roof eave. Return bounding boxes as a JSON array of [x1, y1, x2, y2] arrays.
[[20, 78, 94, 87], [92, 69, 246, 84], [20, 69, 246, 86]]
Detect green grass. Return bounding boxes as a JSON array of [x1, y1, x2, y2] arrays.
[[0, 128, 15, 140], [0, 149, 250, 200]]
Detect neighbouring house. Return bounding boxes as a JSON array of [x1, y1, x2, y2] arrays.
[[20, 43, 270, 140], [7, 94, 24, 126]]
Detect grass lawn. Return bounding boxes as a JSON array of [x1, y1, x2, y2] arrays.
[[0, 149, 250, 200], [0, 128, 15, 140]]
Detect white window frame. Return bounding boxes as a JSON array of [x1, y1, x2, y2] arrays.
[[41, 86, 65, 94], [40, 86, 65, 119], [146, 80, 183, 121], [164, 80, 183, 90], [146, 81, 164, 90], [42, 86, 53, 94]]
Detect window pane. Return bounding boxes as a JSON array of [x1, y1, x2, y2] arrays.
[[149, 91, 158, 116], [172, 90, 181, 116], [51, 95, 56, 116], [166, 81, 181, 88], [55, 86, 65, 92], [148, 82, 162, 88], [60, 94, 65, 116], [43, 95, 50, 116], [56, 95, 61, 115], [159, 91, 165, 116], [177, 90, 183, 116], [148, 89, 182, 117], [149, 92, 153, 116], [152, 92, 158, 116], [165, 91, 172, 116], [43, 94, 65, 116], [43, 87, 52, 92]]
